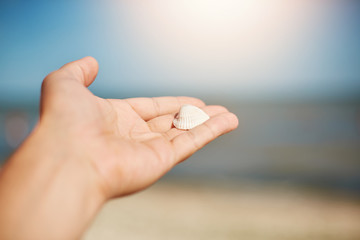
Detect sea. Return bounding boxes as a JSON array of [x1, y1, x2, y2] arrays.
[[1, 100, 360, 193]]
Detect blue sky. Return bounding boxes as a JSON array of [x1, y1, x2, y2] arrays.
[[0, 0, 359, 104]]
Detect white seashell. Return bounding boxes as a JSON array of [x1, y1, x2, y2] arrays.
[[173, 104, 210, 130]]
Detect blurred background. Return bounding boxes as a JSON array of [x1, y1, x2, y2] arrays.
[[1, 0, 360, 239]]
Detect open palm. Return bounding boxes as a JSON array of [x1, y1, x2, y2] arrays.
[[40, 57, 238, 199]]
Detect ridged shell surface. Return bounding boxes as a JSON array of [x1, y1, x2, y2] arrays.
[[173, 104, 210, 130]]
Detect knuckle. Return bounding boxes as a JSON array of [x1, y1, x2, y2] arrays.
[[152, 97, 161, 116], [203, 122, 217, 139], [187, 130, 200, 151], [41, 71, 57, 91]]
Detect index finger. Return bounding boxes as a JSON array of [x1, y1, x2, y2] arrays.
[[171, 111, 239, 162]]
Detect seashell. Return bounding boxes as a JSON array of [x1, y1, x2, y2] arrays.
[[173, 104, 210, 130]]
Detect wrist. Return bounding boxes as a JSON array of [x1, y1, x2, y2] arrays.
[[0, 122, 105, 240], [34, 120, 107, 206], [36, 120, 106, 198]]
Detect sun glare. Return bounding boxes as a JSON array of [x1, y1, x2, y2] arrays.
[[108, 0, 323, 92]]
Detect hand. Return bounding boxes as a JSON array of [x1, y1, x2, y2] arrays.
[[0, 56, 238, 240], [40, 56, 239, 198]]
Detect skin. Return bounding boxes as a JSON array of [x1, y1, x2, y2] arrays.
[[0, 57, 238, 240]]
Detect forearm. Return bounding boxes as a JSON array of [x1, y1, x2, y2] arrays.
[[0, 124, 104, 240]]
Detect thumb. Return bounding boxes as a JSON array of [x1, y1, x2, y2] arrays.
[[42, 56, 99, 90], [40, 56, 99, 116], [58, 56, 99, 87]]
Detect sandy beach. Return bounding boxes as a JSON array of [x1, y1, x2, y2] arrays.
[[84, 180, 360, 240]]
